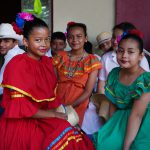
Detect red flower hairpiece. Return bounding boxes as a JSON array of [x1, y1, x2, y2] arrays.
[[67, 21, 76, 27], [128, 29, 144, 39], [11, 22, 22, 35]]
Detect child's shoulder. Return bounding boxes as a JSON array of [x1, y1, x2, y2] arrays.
[[101, 50, 115, 60], [110, 67, 120, 74]]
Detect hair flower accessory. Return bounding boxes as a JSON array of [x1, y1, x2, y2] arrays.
[[15, 12, 34, 30], [128, 29, 144, 39], [67, 21, 76, 27], [117, 31, 128, 44], [64, 21, 76, 37], [11, 22, 22, 35], [18, 12, 34, 21]]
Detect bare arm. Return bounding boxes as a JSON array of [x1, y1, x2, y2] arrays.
[[97, 79, 106, 94], [123, 92, 150, 150], [72, 70, 98, 107]]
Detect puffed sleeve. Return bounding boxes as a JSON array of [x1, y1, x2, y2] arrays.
[[1, 89, 38, 118], [133, 72, 150, 99]]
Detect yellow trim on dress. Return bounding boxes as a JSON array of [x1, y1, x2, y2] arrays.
[[11, 94, 25, 98], [1, 84, 55, 102], [106, 86, 125, 104]]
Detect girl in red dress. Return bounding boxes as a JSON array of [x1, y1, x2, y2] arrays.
[[0, 13, 95, 150]]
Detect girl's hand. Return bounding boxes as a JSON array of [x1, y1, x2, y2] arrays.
[[72, 102, 79, 108]]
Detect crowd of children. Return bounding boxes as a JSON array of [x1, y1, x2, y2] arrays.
[[0, 12, 150, 150]]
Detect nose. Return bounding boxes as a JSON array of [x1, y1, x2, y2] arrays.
[[72, 36, 77, 41], [122, 51, 128, 58], [41, 40, 49, 47]]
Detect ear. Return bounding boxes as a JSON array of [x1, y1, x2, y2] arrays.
[[139, 52, 144, 61], [85, 36, 88, 43], [23, 37, 28, 47]]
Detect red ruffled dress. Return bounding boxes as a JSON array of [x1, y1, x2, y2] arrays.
[[0, 53, 95, 150]]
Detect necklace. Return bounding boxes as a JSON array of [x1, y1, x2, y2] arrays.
[[67, 51, 85, 78]]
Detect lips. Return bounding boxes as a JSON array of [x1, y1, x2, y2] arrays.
[[39, 49, 47, 53], [121, 60, 128, 64]]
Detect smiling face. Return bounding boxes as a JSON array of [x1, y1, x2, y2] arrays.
[[99, 40, 112, 52], [24, 27, 50, 60], [117, 38, 143, 69], [67, 27, 87, 51], [0, 38, 18, 55]]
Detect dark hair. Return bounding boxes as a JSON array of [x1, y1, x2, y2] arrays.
[[119, 34, 143, 53], [67, 23, 87, 36], [113, 22, 136, 32], [23, 16, 49, 39], [51, 31, 66, 42], [84, 41, 93, 54]]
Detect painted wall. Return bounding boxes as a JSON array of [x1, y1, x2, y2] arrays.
[[53, 0, 115, 50], [116, 0, 150, 50]]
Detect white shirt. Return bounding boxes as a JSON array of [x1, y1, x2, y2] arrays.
[[99, 50, 150, 81], [0, 45, 24, 94], [45, 49, 52, 57]]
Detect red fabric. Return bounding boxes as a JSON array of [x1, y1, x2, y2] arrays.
[[0, 54, 95, 150], [2, 53, 60, 105]]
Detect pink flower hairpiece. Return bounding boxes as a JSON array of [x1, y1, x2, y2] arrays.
[[18, 12, 34, 21], [15, 12, 34, 33]]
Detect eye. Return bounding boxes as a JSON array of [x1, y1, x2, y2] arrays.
[[117, 48, 124, 53], [67, 35, 73, 40], [45, 38, 50, 43], [35, 39, 41, 42], [128, 51, 134, 54], [77, 35, 82, 38]]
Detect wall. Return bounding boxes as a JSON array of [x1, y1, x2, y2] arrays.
[[116, 0, 150, 50], [53, 0, 115, 50]]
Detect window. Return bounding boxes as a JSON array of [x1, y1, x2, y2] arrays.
[[21, 0, 53, 31]]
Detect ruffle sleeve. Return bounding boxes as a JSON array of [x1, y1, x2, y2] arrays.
[[105, 68, 150, 109], [52, 51, 66, 68], [83, 54, 102, 73], [133, 72, 150, 99], [1, 89, 38, 118]]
